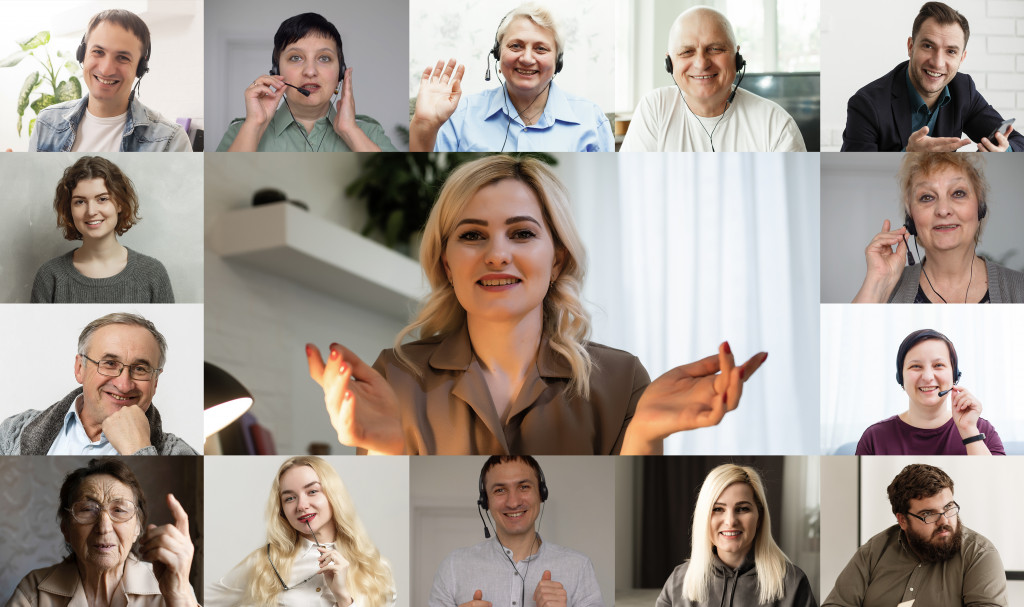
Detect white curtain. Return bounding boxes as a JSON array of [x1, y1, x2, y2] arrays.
[[565, 153, 820, 455], [820, 305, 1024, 454]]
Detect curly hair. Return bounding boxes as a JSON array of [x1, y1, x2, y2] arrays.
[[53, 156, 140, 241], [887, 463, 955, 516], [897, 152, 988, 245], [245, 457, 394, 607], [682, 464, 790, 605], [393, 154, 594, 399]]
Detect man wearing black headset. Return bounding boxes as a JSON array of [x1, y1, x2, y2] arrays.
[[429, 456, 604, 607], [620, 7, 804, 152], [29, 9, 190, 152]]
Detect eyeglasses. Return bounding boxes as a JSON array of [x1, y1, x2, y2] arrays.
[[81, 354, 161, 381], [68, 499, 137, 524], [906, 501, 960, 525]]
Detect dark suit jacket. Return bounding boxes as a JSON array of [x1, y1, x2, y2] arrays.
[[373, 325, 650, 455], [841, 60, 1024, 151]]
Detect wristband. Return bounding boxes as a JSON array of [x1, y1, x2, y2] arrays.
[[962, 433, 986, 445]]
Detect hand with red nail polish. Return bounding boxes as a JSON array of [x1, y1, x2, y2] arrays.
[[621, 342, 768, 455], [306, 343, 404, 455]]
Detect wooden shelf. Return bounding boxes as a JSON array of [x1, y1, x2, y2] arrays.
[[209, 203, 426, 320]]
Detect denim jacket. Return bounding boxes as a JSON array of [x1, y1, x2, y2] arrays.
[[28, 93, 191, 152]]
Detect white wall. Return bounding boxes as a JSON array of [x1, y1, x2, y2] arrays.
[[820, 153, 1024, 303], [204, 0, 410, 151], [203, 153, 406, 455], [203, 456, 410, 607], [408, 0, 615, 114], [409, 456, 616, 607], [0, 304, 204, 452], [821, 1, 1024, 151], [0, 0, 204, 151], [0, 152, 204, 303], [821, 457, 1024, 605]]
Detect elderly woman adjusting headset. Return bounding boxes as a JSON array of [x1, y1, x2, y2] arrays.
[[217, 13, 397, 152], [408, 2, 613, 152], [856, 329, 1005, 455], [853, 153, 1024, 303]]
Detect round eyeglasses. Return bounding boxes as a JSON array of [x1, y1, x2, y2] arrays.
[[68, 499, 138, 524], [81, 354, 161, 381], [906, 501, 960, 525]]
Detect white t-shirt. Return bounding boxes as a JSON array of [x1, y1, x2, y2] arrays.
[[71, 108, 128, 152], [620, 86, 806, 152]]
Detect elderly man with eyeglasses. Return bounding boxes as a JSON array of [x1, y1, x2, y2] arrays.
[[823, 463, 1007, 607], [0, 312, 197, 455]]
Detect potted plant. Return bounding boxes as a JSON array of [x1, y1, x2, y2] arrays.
[[1, 31, 82, 137]]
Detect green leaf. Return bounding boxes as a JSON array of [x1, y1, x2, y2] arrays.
[[30, 94, 56, 115], [0, 49, 30, 68], [64, 60, 80, 75], [55, 76, 81, 102], [29, 118, 36, 137], [17, 115, 22, 137], [17, 72, 41, 116], [16, 31, 50, 51]]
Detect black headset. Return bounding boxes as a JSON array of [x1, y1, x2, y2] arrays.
[[665, 50, 744, 76], [477, 456, 548, 511], [488, 10, 563, 78], [904, 199, 987, 236], [895, 329, 961, 388], [77, 31, 150, 79]]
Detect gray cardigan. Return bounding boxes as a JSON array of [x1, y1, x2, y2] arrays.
[[0, 387, 197, 455], [31, 247, 174, 303], [887, 260, 1024, 303]]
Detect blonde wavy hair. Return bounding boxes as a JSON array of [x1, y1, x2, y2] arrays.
[[394, 154, 594, 399], [244, 457, 395, 607], [682, 464, 790, 605], [897, 152, 988, 245]]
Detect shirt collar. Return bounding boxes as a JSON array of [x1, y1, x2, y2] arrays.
[[427, 325, 573, 379], [297, 535, 335, 557], [489, 533, 546, 562], [905, 68, 951, 115], [270, 101, 335, 137], [483, 81, 582, 127], [63, 395, 111, 447]]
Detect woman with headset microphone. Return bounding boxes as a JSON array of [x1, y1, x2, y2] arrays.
[[856, 329, 1005, 455], [217, 13, 397, 152], [852, 153, 1024, 303], [408, 3, 613, 152]]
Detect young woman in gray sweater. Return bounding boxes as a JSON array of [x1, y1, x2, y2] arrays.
[[31, 156, 174, 303]]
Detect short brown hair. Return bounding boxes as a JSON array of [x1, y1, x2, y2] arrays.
[[912, 2, 969, 47], [887, 464, 954, 515], [84, 9, 152, 65], [53, 156, 140, 240], [58, 457, 148, 556], [897, 153, 988, 245]]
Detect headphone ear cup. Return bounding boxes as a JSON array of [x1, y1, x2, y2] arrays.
[[491, 43, 500, 63], [978, 201, 987, 221], [339, 60, 347, 82], [735, 52, 745, 72], [269, 63, 279, 76], [904, 216, 917, 237], [555, 52, 563, 75], [665, 55, 673, 75], [76, 36, 86, 63]]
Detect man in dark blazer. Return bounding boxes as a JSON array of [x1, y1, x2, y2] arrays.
[[842, 2, 1021, 152]]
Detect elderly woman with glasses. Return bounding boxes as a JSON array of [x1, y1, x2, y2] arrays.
[[5, 457, 198, 607]]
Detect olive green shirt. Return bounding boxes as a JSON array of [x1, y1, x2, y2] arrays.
[[216, 103, 397, 151], [823, 524, 1007, 607]]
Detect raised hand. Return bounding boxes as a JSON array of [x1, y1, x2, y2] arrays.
[[458, 589, 492, 607], [409, 59, 466, 151], [950, 386, 983, 435], [317, 545, 354, 606], [101, 405, 151, 454], [533, 571, 567, 607], [332, 68, 381, 151], [306, 343, 404, 455], [243, 74, 287, 126], [906, 126, 971, 152], [140, 494, 196, 607], [853, 219, 910, 303], [621, 342, 768, 455]]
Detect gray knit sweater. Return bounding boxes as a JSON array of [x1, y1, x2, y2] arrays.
[[31, 247, 175, 303], [887, 259, 1024, 303], [0, 387, 198, 455]]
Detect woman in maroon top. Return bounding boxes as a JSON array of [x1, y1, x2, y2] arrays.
[[856, 329, 1004, 455]]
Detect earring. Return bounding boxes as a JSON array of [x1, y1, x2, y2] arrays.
[[549, 280, 556, 290]]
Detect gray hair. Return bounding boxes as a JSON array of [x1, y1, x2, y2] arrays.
[[667, 6, 737, 53], [496, 2, 564, 58], [78, 312, 167, 369]]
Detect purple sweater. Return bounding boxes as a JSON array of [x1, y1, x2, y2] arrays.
[[856, 415, 1005, 455]]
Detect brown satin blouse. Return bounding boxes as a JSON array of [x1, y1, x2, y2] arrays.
[[372, 326, 650, 455]]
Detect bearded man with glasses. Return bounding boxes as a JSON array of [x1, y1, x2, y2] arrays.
[[823, 463, 1007, 607], [0, 312, 196, 455]]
